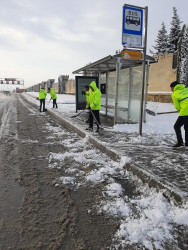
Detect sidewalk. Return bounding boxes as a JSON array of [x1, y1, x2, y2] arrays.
[[22, 93, 188, 204], [64, 109, 188, 204]]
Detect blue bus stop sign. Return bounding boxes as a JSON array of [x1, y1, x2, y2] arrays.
[[122, 5, 143, 48]]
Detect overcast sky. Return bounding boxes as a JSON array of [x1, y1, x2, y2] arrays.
[[0, 0, 188, 88]]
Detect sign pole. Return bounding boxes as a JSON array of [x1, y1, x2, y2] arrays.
[[121, 4, 148, 134], [139, 6, 148, 136]]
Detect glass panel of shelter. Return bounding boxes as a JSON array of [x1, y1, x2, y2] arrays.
[[99, 64, 147, 124]]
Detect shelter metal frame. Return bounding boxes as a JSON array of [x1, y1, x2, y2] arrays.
[[73, 53, 155, 128]]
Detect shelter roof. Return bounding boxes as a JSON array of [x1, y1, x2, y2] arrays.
[[72, 54, 156, 75]]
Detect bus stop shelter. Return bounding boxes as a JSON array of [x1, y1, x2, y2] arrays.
[[72, 53, 155, 125]]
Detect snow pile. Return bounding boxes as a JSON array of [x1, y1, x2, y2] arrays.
[[171, 203, 188, 225], [114, 192, 174, 249]]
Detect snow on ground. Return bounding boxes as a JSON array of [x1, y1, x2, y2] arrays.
[[35, 91, 179, 142], [146, 100, 176, 113], [23, 92, 188, 249], [25, 91, 178, 135], [46, 123, 188, 250]]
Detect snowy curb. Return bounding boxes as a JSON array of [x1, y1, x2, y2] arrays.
[[20, 93, 120, 162], [123, 163, 182, 204], [46, 109, 120, 162], [20, 93, 183, 204]]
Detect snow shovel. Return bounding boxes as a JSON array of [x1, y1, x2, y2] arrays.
[[90, 109, 104, 132], [71, 108, 87, 118]]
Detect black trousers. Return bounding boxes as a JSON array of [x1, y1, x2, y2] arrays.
[[174, 116, 188, 145], [89, 110, 100, 129], [53, 99, 58, 108], [40, 99, 45, 112]]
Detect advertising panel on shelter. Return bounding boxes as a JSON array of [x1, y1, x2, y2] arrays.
[[75, 76, 98, 111]]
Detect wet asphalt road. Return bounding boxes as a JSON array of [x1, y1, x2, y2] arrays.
[[0, 93, 119, 249]]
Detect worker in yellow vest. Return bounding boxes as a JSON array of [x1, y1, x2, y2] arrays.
[[86, 81, 101, 132], [48, 88, 58, 108], [170, 81, 188, 147], [39, 87, 47, 112]]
